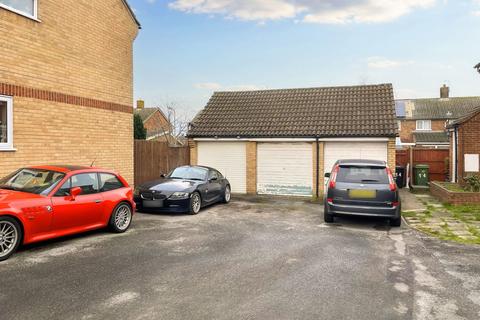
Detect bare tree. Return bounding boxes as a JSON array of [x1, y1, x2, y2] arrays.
[[155, 101, 190, 146]]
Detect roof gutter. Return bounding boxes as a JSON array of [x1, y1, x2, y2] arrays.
[[192, 137, 391, 142]]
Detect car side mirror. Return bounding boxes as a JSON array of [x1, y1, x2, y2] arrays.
[[160, 173, 166, 178], [324, 173, 331, 178], [209, 176, 218, 182], [69, 186, 82, 201]]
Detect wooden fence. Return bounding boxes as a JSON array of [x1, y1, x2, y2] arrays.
[[396, 148, 449, 182], [134, 140, 190, 186]]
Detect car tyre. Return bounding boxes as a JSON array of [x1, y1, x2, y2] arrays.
[[0, 216, 22, 262], [324, 203, 334, 223], [109, 202, 133, 233], [222, 185, 231, 204], [390, 204, 402, 227], [189, 192, 202, 215]]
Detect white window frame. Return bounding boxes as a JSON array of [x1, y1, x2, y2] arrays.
[[416, 120, 432, 131], [397, 120, 402, 131], [0, 95, 14, 151], [0, 0, 38, 21]]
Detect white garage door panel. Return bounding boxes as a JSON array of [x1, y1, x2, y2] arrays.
[[197, 142, 246, 194], [324, 142, 388, 174], [257, 143, 312, 196]]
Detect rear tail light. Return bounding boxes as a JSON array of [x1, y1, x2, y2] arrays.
[[391, 201, 399, 207], [386, 167, 397, 192], [327, 198, 334, 204], [329, 165, 339, 189]]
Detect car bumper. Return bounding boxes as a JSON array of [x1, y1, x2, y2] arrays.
[[327, 202, 400, 218], [134, 197, 190, 213]]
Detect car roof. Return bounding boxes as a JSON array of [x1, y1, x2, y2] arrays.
[[335, 159, 387, 167], [27, 165, 111, 174], [176, 165, 215, 171]]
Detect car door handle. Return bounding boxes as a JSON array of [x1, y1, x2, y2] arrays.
[[95, 200, 103, 203]]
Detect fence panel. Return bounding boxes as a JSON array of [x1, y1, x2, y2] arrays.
[[396, 148, 449, 182], [134, 140, 190, 186]]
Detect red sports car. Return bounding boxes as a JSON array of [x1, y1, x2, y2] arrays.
[[0, 165, 135, 261]]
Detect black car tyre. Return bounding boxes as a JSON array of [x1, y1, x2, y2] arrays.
[[389, 204, 402, 227], [324, 203, 334, 223], [222, 185, 231, 203], [0, 216, 22, 262], [189, 192, 202, 215], [109, 202, 133, 233]]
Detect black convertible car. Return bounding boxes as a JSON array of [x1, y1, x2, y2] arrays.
[[134, 165, 231, 214]]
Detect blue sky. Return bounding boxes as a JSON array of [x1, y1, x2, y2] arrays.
[[130, 0, 480, 118]]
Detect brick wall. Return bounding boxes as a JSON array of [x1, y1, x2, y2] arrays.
[[0, 97, 133, 183], [189, 140, 198, 165], [431, 182, 480, 205], [387, 138, 396, 171], [143, 111, 171, 136], [456, 112, 480, 183], [399, 120, 446, 143], [246, 142, 257, 194], [0, 0, 138, 183], [312, 141, 325, 199]]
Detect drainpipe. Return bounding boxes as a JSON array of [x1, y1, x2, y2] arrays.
[[454, 126, 458, 183], [316, 136, 319, 198]]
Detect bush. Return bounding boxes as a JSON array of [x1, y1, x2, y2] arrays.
[[464, 174, 480, 192], [134, 114, 146, 140]]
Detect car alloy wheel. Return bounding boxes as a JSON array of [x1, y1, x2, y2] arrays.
[[114, 204, 132, 231], [0, 221, 18, 259], [224, 186, 231, 203], [191, 193, 201, 214]]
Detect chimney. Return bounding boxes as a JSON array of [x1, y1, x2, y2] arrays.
[[136, 100, 145, 109], [440, 84, 449, 99]]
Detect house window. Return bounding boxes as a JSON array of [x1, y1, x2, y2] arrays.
[[0, 96, 14, 150], [0, 0, 37, 19], [416, 120, 431, 131]]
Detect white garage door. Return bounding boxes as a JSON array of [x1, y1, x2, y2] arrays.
[[257, 143, 312, 196], [197, 142, 247, 194], [324, 142, 388, 175]]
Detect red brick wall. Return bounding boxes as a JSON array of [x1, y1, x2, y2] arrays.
[[456, 112, 480, 183], [399, 120, 446, 143], [144, 111, 171, 136], [431, 182, 480, 205]]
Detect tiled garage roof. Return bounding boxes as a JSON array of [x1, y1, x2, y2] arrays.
[[414, 131, 449, 144], [188, 84, 397, 138]]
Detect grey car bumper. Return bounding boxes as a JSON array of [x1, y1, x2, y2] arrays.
[[327, 202, 400, 218]]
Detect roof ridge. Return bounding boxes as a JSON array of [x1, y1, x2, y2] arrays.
[[213, 83, 392, 95]]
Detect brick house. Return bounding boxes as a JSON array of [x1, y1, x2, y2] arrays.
[[134, 101, 172, 141], [0, 0, 140, 183], [396, 85, 480, 149], [447, 106, 480, 183], [188, 84, 397, 197]]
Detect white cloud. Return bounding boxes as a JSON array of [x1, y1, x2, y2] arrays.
[[367, 56, 415, 69], [473, 10, 480, 16], [194, 82, 263, 91], [168, 0, 436, 24]]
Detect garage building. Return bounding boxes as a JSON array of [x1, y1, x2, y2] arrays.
[[188, 84, 398, 197]]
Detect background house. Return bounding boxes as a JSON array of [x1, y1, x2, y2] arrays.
[[447, 106, 480, 183], [396, 85, 480, 149], [0, 0, 139, 183], [188, 84, 397, 197]]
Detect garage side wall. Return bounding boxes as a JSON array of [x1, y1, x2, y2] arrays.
[[387, 138, 396, 172], [189, 139, 198, 165], [312, 142, 325, 199], [246, 142, 257, 194]]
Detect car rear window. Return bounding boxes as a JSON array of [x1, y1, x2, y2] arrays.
[[336, 166, 389, 184]]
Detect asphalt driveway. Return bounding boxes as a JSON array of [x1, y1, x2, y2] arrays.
[[1, 196, 479, 320]]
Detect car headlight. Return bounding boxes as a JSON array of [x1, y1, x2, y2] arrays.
[[169, 192, 190, 200]]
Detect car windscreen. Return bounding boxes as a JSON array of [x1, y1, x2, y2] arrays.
[[336, 166, 389, 184], [0, 168, 65, 195], [168, 167, 207, 181]]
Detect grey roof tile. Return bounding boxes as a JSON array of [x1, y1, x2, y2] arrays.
[[188, 84, 397, 138], [414, 131, 449, 144], [399, 97, 480, 120]]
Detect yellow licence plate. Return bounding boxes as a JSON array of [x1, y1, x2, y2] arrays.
[[349, 189, 376, 199]]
